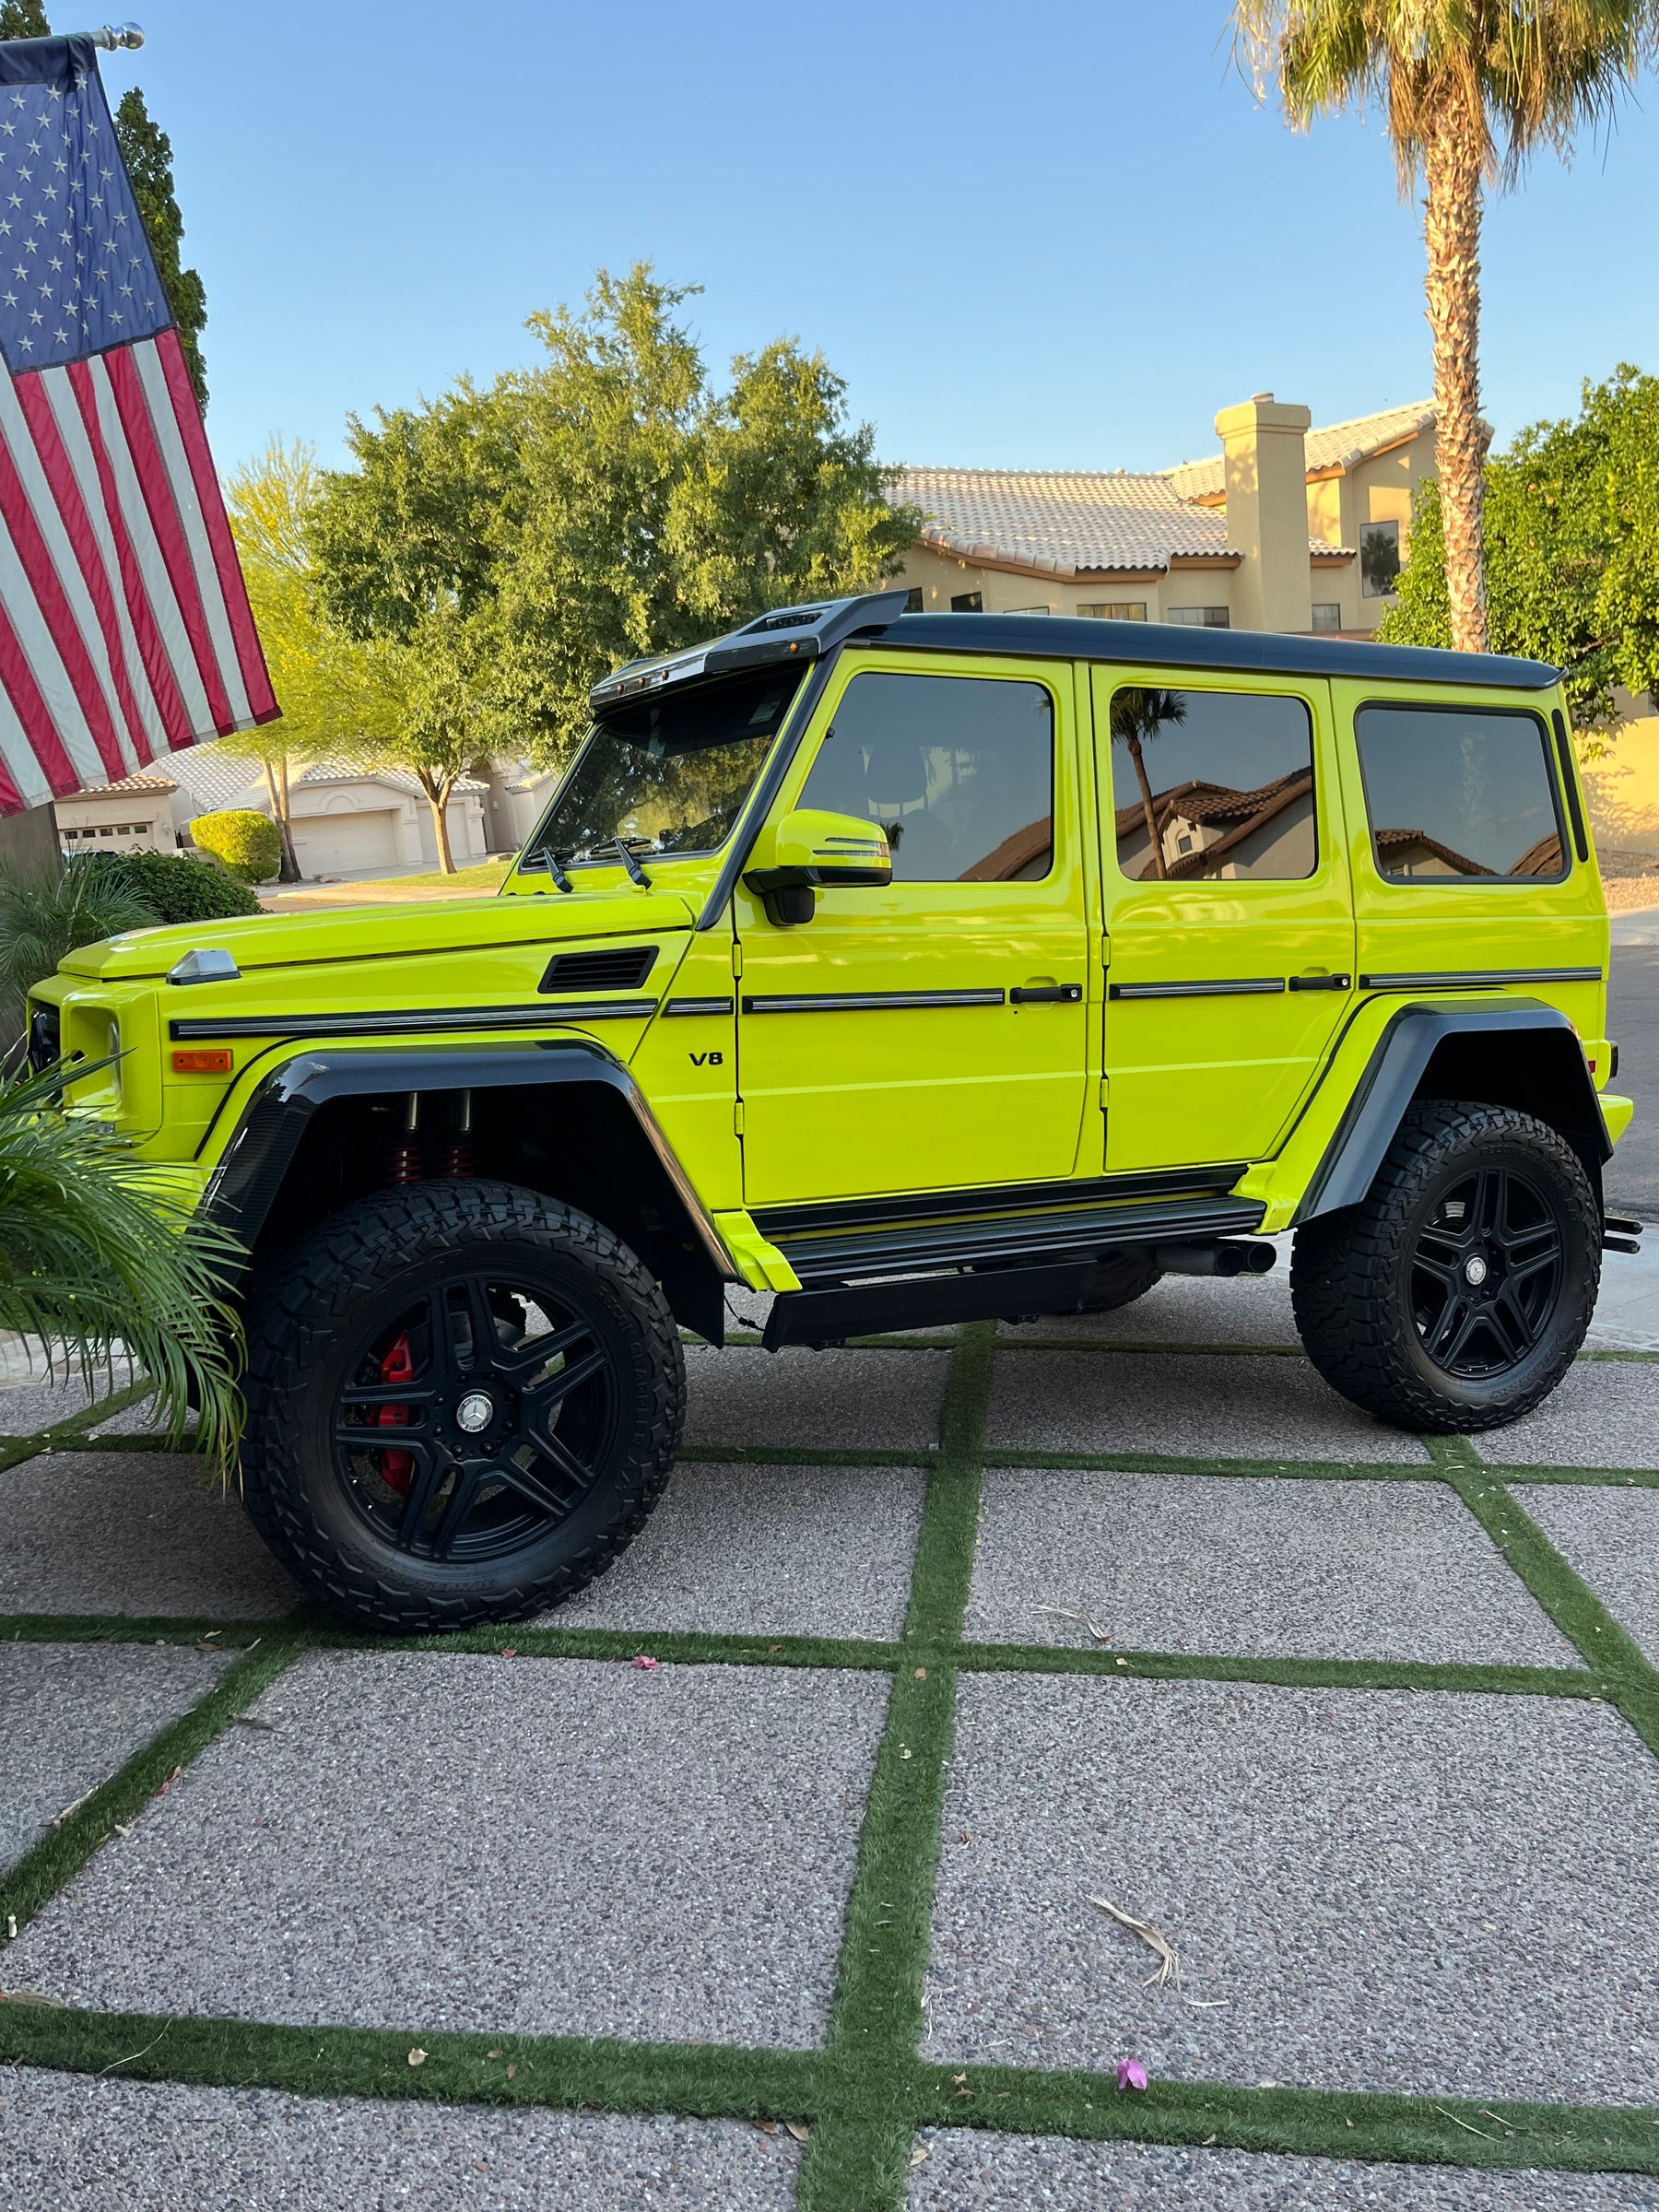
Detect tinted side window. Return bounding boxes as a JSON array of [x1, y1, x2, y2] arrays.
[[798, 672, 1053, 883], [1355, 706, 1566, 881], [1110, 687, 1315, 882]]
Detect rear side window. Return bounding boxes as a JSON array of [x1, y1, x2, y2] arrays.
[[1354, 705, 1566, 882], [797, 671, 1053, 883], [1109, 686, 1315, 882]]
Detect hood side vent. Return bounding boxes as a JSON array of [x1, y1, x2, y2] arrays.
[[539, 945, 659, 995]]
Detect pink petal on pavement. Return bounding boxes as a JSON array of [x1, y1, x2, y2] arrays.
[[1116, 2058, 1148, 2092], [632, 1654, 659, 1671]]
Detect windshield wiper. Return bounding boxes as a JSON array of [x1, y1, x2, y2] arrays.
[[533, 844, 573, 893], [613, 836, 653, 888]]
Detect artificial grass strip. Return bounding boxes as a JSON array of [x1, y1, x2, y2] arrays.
[[0, 2002, 821, 2121], [979, 1446, 1440, 1480], [951, 1641, 1597, 1699], [905, 2061, 1659, 2175], [1435, 1440, 1659, 1759], [0, 1632, 304, 1942]]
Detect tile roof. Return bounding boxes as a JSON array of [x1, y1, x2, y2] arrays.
[[75, 744, 486, 809], [1167, 400, 1437, 503], [57, 770, 177, 795], [892, 466, 1239, 578]]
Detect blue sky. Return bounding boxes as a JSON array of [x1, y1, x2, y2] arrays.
[[105, 0, 1659, 477]]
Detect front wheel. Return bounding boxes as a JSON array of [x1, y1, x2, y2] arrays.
[[240, 1181, 686, 1632], [1290, 1101, 1600, 1433]]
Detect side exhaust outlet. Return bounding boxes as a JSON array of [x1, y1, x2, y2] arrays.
[[1152, 1240, 1278, 1278]]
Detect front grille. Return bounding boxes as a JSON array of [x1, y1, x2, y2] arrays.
[[26, 1006, 60, 1073], [539, 946, 658, 994]]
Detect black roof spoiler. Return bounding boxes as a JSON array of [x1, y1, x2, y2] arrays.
[[589, 591, 912, 712]]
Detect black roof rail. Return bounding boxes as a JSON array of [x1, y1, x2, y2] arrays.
[[589, 591, 910, 712]]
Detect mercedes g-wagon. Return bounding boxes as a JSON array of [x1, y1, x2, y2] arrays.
[[29, 591, 1638, 1630]]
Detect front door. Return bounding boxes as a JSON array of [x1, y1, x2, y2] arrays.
[[1093, 665, 1355, 1173], [735, 653, 1091, 1206]]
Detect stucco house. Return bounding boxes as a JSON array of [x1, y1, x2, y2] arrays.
[[57, 745, 490, 880], [889, 394, 1439, 638]]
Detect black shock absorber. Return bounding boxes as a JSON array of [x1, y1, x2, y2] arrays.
[[442, 1090, 474, 1180], [386, 1092, 423, 1185]]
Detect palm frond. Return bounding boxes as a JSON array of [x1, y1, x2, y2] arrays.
[[0, 863, 159, 1049], [0, 1055, 244, 1465]]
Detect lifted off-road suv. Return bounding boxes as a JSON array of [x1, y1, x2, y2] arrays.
[[30, 592, 1638, 1629]]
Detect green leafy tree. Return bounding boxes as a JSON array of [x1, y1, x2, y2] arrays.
[[190, 808, 281, 884], [1381, 365, 1659, 735], [312, 265, 920, 773], [223, 441, 406, 879], [1235, 1, 1659, 655], [113, 88, 208, 410], [0, 3, 50, 37]]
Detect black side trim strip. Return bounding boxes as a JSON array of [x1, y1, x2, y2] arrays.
[[1553, 707, 1591, 865], [1109, 978, 1285, 1001], [1009, 983, 1083, 1004], [1356, 968, 1602, 991], [753, 1164, 1245, 1241], [741, 988, 1005, 1015], [170, 1000, 659, 1043], [663, 996, 735, 1018], [776, 1194, 1266, 1285]]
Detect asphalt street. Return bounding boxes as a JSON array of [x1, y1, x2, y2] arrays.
[[1609, 946, 1659, 1218]]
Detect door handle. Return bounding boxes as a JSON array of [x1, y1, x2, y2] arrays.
[[1009, 984, 1083, 1004], [1287, 974, 1353, 992]]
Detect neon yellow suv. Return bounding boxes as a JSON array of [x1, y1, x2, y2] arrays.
[[29, 592, 1638, 1630]]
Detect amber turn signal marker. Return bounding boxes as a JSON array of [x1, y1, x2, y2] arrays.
[[171, 1048, 233, 1076]]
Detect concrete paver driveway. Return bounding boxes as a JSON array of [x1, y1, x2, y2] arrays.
[[3, 1261, 1659, 2209]]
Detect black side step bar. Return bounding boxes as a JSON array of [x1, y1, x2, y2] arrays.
[[762, 1238, 1276, 1348]]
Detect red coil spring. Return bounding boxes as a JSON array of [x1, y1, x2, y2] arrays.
[[385, 1140, 423, 1185]]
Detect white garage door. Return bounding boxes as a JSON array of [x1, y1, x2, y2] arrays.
[[292, 811, 400, 878]]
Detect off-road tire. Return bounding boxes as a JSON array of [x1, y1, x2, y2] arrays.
[[241, 1181, 685, 1632], [1290, 1100, 1600, 1433], [1077, 1250, 1164, 1313]]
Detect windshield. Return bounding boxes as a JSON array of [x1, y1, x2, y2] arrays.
[[520, 666, 806, 871]]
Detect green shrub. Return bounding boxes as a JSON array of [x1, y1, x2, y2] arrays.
[[0, 862, 159, 1044], [73, 849, 262, 924], [189, 808, 281, 884]]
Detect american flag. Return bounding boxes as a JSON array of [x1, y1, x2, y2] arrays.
[[0, 33, 276, 817]]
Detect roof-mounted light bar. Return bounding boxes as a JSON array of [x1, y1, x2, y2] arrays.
[[589, 590, 911, 713]]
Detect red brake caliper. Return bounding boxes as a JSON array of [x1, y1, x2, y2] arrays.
[[375, 1332, 416, 1493]]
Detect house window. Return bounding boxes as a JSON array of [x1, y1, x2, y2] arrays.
[[1360, 519, 1401, 598], [1166, 606, 1230, 628], [1078, 602, 1147, 620], [799, 670, 1054, 883], [1311, 602, 1343, 633], [1007, 605, 1052, 616], [1355, 704, 1567, 881], [949, 591, 983, 613], [1109, 685, 1316, 883], [903, 587, 924, 613]]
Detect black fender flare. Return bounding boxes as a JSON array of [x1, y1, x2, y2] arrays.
[[203, 1038, 735, 1282], [1295, 1000, 1611, 1225]]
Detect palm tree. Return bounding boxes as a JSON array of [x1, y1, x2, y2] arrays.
[[0, 1057, 244, 1464], [1234, 0, 1659, 653], [0, 863, 157, 1050], [1111, 687, 1187, 879]]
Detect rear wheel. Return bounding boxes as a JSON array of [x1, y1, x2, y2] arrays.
[[1291, 1100, 1599, 1432], [241, 1181, 685, 1632]]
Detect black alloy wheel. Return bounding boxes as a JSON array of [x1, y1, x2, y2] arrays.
[[1408, 1163, 1563, 1380], [241, 1181, 685, 1632], [333, 1271, 619, 1566], [1291, 1100, 1600, 1432]]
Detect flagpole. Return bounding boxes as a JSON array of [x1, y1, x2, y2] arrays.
[[88, 21, 144, 47]]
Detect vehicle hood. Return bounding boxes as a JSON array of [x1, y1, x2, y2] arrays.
[[59, 887, 697, 982]]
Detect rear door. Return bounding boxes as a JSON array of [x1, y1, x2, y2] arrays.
[[735, 650, 1091, 1206], [1091, 665, 1355, 1172]]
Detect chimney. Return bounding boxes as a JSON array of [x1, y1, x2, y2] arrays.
[[1215, 393, 1312, 634]]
